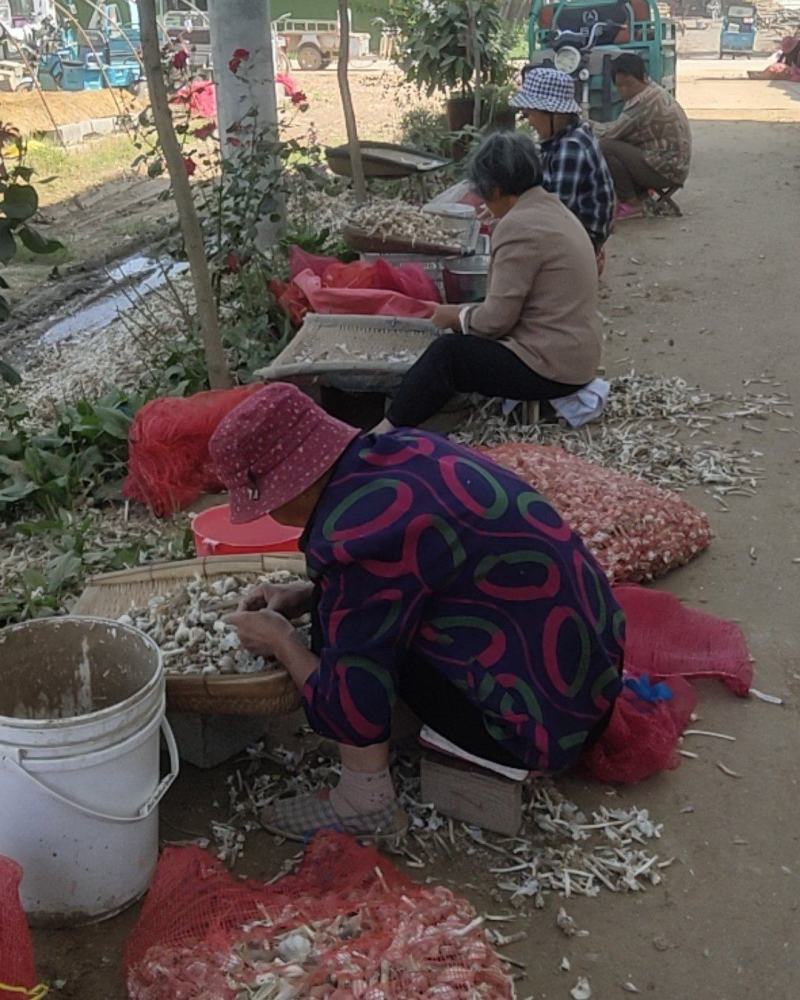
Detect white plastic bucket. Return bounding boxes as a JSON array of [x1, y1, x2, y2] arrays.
[[0, 616, 179, 927]]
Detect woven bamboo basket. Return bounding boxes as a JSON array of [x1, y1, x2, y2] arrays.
[[73, 554, 307, 716], [341, 220, 481, 257]]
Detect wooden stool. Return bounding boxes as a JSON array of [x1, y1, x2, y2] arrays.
[[521, 399, 541, 425], [420, 752, 524, 836], [650, 186, 683, 217]]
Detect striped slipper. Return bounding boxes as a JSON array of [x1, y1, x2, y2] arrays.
[[260, 793, 408, 844]]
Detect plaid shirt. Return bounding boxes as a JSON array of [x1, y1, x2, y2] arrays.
[[541, 123, 615, 248]]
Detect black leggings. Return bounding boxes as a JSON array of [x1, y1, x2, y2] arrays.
[[386, 334, 585, 428], [397, 653, 529, 768], [310, 600, 524, 766], [398, 653, 613, 770]]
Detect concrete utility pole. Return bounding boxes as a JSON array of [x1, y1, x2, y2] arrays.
[[209, 0, 282, 247], [209, 0, 279, 150]]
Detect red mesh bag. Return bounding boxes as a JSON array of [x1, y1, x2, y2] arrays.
[[303, 284, 437, 320], [365, 258, 440, 302], [288, 245, 337, 280], [614, 585, 753, 696], [278, 246, 440, 326], [0, 858, 37, 1000], [124, 832, 514, 999], [582, 586, 752, 783], [582, 677, 698, 783], [481, 443, 711, 583], [288, 245, 440, 304], [321, 259, 377, 289], [123, 385, 263, 516], [269, 276, 310, 326]]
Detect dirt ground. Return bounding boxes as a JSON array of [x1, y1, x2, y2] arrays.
[[21, 45, 800, 1000], [0, 88, 146, 133]]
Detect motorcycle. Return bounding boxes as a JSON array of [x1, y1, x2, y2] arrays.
[[544, 19, 626, 117]]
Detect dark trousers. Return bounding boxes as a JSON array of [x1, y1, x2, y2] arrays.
[[600, 138, 673, 203], [398, 653, 614, 769], [397, 653, 529, 767], [310, 595, 527, 766], [386, 334, 585, 428]]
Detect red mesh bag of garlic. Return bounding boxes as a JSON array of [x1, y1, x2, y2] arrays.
[[481, 443, 711, 583], [124, 831, 514, 999], [0, 857, 38, 1000]]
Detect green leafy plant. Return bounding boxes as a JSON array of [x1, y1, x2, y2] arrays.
[[388, 0, 512, 99], [399, 108, 453, 155], [0, 122, 63, 320], [131, 51, 338, 371], [0, 122, 64, 378], [0, 388, 143, 517], [0, 509, 193, 624]]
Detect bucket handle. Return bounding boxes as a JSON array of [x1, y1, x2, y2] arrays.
[[0, 719, 180, 824]]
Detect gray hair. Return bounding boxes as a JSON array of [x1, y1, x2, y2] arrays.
[[467, 131, 543, 201]]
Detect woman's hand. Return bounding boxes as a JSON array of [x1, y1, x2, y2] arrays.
[[431, 304, 463, 331], [224, 609, 319, 689], [237, 580, 313, 619], [223, 609, 296, 658]]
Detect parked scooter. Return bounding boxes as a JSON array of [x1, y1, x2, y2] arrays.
[[544, 19, 625, 117]]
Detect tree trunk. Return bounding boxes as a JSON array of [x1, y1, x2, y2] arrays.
[[469, 1, 482, 130], [137, 0, 232, 389], [337, 0, 367, 204]]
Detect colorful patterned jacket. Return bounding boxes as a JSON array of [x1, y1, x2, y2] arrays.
[[300, 430, 624, 772]]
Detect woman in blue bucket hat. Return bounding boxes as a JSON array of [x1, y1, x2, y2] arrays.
[[511, 67, 614, 261]]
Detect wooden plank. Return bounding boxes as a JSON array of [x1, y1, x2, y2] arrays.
[[420, 752, 523, 837]]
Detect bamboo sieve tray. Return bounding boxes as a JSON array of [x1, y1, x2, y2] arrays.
[[254, 313, 439, 393], [73, 554, 307, 716]]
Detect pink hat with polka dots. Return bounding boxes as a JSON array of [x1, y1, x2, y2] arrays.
[[210, 383, 360, 523]]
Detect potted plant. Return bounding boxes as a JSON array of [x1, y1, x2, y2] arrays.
[[390, 0, 513, 132], [478, 80, 517, 131]]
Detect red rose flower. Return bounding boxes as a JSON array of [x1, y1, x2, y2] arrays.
[[228, 47, 250, 74], [192, 122, 215, 140], [172, 49, 189, 70], [291, 90, 308, 106], [183, 156, 197, 177], [224, 251, 241, 273]]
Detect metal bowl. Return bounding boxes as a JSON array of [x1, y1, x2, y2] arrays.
[[442, 255, 490, 304]]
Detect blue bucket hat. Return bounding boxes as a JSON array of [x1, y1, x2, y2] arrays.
[[510, 67, 581, 114]]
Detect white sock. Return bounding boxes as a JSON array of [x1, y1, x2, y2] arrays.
[[329, 766, 396, 818]]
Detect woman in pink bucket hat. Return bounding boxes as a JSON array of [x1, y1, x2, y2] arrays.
[[212, 383, 625, 841]]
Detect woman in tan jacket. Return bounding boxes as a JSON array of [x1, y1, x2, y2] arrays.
[[376, 131, 601, 430]]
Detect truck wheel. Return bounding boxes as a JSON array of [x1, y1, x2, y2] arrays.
[[297, 44, 323, 71]]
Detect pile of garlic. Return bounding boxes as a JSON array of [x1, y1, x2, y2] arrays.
[[118, 571, 308, 676]]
